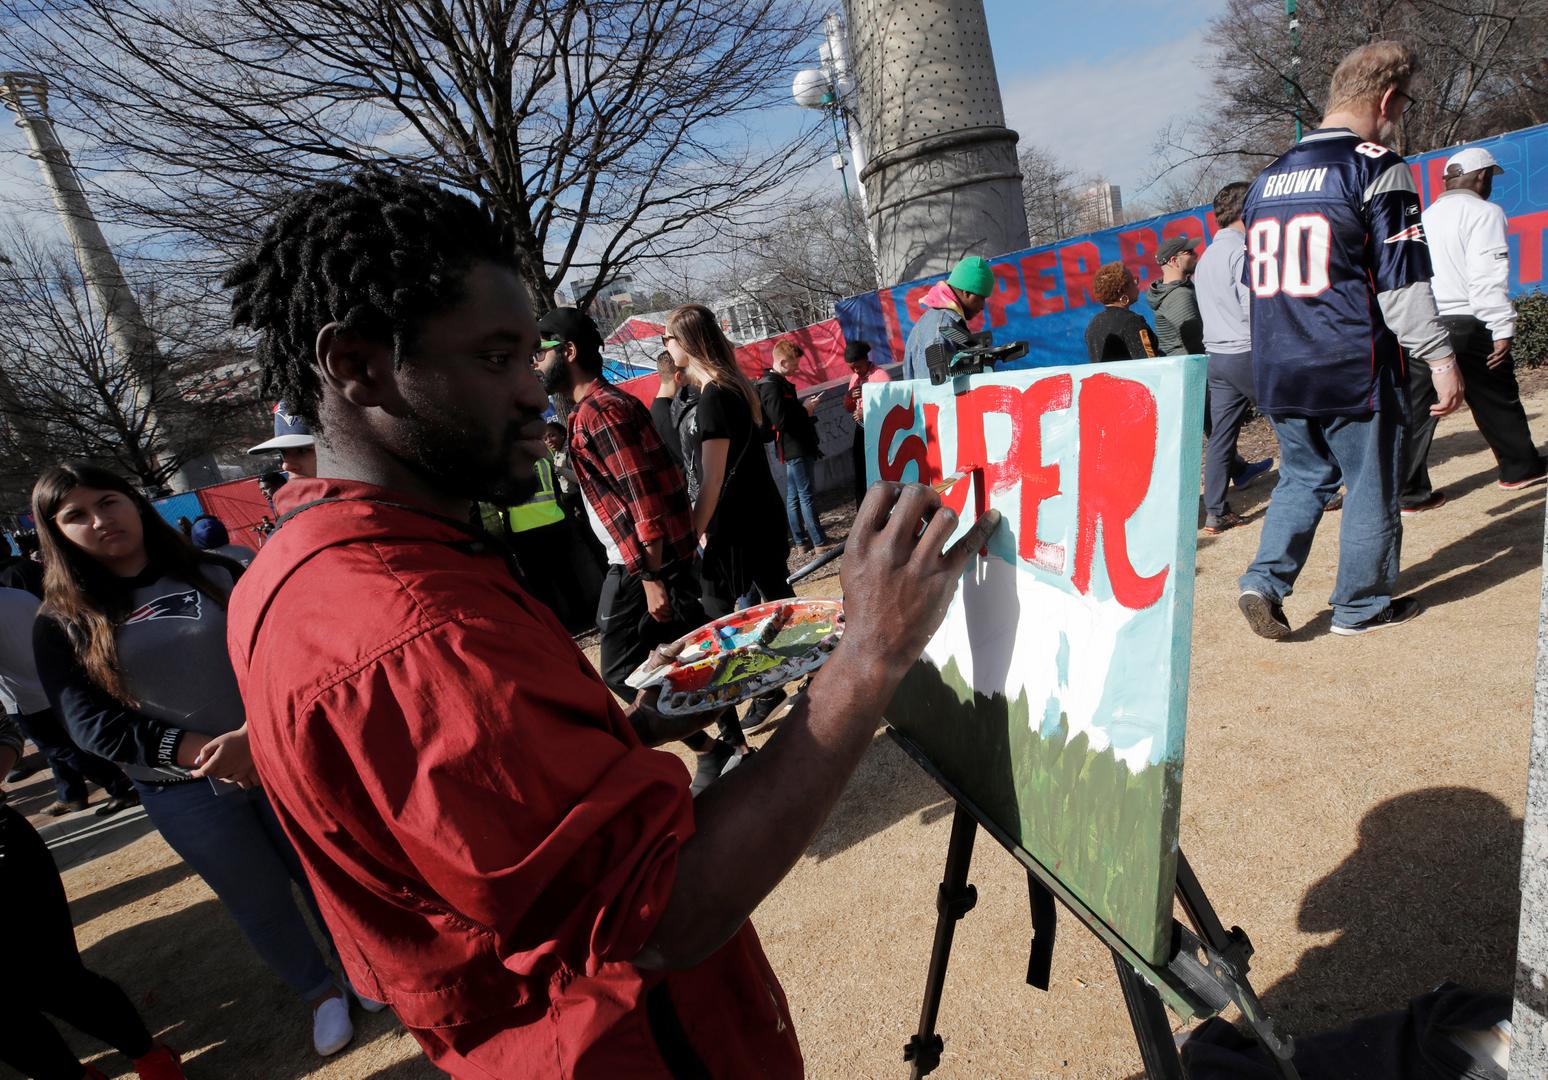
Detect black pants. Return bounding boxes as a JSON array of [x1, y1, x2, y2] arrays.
[[597, 561, 707, 700], [1403, 316, 1547, 502], [699, 534, 794, 620], [596, 562, 744, 747], [0, 805, 154, 1078], [15, 707, 134, 805]]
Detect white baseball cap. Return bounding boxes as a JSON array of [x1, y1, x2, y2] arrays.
[[1443, 147, 1504, 178], [246, 400, 316, 454]]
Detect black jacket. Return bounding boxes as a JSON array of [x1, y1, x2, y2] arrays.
[[1084, 307, 1160, 363], [756, 370, 821, 461]]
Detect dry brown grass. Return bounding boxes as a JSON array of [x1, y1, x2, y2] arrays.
[[16, 377, 1545, 1079]]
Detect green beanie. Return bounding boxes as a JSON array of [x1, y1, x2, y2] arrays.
[[947, 256, 996, 298]]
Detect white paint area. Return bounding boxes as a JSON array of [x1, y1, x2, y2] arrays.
[[923, 554, 1155, 772]]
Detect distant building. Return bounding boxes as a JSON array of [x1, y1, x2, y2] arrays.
[[1077, 183, 1123, 233], [710, 272, 823, 343], [571, 274, 637, 332], [715, 293, 783, 343]]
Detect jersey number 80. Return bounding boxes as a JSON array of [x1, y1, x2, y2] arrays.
[[1248, 214, 1332, 298]]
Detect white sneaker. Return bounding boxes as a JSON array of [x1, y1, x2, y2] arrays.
[[313, 993, 354, 1056]]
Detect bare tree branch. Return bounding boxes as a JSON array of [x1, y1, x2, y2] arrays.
[[0, 221, 265, 502], [1145, 0, 1548, 195], [0, 0, 827, 315]]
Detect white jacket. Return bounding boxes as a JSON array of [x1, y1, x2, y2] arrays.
[[1421, 189, 1516, 339]]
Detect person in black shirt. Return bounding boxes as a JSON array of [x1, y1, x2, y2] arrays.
[[1084, 262, 1160, 363], [648, 350, 687, 467], [667, 305, 795, 741], [757, 340, 830, 553], [665, 306, 792, 615]]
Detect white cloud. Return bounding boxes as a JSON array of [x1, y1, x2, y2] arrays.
[[1000, 30, 1222, 205]]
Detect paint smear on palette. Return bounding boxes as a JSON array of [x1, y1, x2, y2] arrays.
[[624, 599, 845, 715]]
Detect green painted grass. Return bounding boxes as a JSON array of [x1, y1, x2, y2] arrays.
[[889, 657, 1180, 964]]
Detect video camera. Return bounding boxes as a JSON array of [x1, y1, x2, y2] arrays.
[[924, 331, 1029, 386]]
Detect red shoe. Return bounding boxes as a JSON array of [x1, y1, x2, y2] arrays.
[[134, 1043, 186, 1080]]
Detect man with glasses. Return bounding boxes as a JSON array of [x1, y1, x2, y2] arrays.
[[532, 308, 746, 792], [1237, 41, 1462, 640]]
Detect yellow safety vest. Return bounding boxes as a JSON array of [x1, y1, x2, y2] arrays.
[[506, 457, 565, 533], [475, 502, 506, 535]]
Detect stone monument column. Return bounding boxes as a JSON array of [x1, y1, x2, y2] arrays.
[[842, 0, 1030, 287], [1512, 502, 1548, 1074]]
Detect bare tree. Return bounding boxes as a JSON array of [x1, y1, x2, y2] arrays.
[[1, 0, 825, 315], [1019, 145, 1085, 246], [698, 190, 877, 331], [0, 224, 265, 501], [1149, 0, 1548, 189]]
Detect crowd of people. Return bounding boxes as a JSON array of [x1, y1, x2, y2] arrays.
[[1069, 43, 1542, 634], [0, 36, 1538, 1080]]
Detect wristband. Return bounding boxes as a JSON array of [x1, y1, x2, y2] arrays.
[[1430, 362, 1457, 375]]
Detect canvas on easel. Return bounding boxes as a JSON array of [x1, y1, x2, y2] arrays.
[[863, 356, 1204, 967]]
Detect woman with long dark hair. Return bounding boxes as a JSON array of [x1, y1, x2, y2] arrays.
[[663, 304, 794, 616], [29, 463, 371, 1058], [664, 306, 796, 738]]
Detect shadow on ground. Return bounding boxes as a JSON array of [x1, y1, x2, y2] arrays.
[[71, 897, 406, 1080], [805, 730, 951, 862], [1121, 787, 1520, 1079], [363, 1053, 444, 1080], [68, 861, 195, 928], [3, 762, 160, 871], [1259, 786, 1520, 1036], [1401, 493, 1545, 611]]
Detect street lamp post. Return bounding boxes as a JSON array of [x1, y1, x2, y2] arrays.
[[1286, 0, 1303, 142], [793, 13, 883, 288]]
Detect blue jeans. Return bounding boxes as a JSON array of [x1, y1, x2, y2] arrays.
[[1240, 372, 1403, 627], [137, 780, 336, 1001], [783, 456, 826, 548]]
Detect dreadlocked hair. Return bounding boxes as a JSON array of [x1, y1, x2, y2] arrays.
[[225, 170, 518, 430]]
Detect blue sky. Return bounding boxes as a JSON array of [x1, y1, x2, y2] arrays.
[[985, 0, 1229, 204]]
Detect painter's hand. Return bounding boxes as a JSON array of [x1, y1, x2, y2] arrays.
[[1430, 359, 1465, 417], [627, 685, 727, 748], [838, 482, 1000, 686]]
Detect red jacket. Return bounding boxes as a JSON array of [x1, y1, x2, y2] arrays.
[[227, 479, 802, 1078]]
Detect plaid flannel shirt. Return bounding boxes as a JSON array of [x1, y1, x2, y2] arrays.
[[568, 381, 696, 576]]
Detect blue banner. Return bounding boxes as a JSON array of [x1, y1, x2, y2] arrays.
[[837, 122, 1548, 368]]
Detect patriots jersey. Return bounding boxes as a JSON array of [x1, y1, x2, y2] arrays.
[[1243, 127, 1433, 417]]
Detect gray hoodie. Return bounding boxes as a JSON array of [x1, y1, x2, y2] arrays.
[[1194, 226, 1252, 354], [1145, 278, 1205, 356]]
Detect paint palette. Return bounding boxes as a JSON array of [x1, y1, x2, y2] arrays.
[[624, 599, 845, 716]]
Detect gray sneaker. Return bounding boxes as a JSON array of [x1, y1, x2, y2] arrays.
[[1238, 590, 1291, 640], [1330, 596, 1422, 636], [690, 740, 736, 797]]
